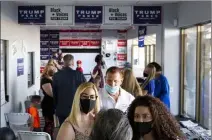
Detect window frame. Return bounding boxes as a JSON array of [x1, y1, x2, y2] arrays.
[[28, 52, 35, 87], [180, 21, 211, 127], [0, 40, 8, 104]]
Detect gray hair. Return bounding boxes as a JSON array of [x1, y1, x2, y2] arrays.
[[90, 109, 133, 140]]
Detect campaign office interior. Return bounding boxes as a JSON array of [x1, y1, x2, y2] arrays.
[[0, 0, 211, 140]]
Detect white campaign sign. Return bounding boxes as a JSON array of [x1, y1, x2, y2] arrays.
[[46, 6, 73, 25], [104, 6, 131, 24]]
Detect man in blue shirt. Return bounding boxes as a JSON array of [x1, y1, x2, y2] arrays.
[[149, 62, 170, 110]]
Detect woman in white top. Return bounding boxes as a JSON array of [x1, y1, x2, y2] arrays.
[[57, 82, 100, 140]]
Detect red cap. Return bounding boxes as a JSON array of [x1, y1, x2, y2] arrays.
[[77, 60, 82, 64]]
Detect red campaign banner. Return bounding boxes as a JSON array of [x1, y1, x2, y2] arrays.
[[117, 54, 127, 61], [69, 40, 81, 46], [80, 40, 90, 46], [60, 40, 101, 48], [90, 40, 101, 46], [117, 40, 127, 47], [60, 40, 70, 46]]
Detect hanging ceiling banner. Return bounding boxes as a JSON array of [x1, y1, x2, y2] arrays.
[[46, 6, 73, 25], [133, 6, 162, 24], [18, 6, 45, 24], [75, 6, 103, 24], [104, 6, 131, 24], [138, 26, 147, 47]]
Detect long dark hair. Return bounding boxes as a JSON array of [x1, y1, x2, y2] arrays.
[[127, 95, 185, 140]]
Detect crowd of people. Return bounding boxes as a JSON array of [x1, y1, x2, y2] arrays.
[[7, 50, 184, 140]]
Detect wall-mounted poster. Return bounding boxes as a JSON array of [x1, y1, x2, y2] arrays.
[[46, 6, 73, 25], [133, 6, 162, 24], [117, 54, 127, 61], [17, 58, 24, 76], [18, 6, 45, 24], [75, 6, 103, 24], [117, 30, 127, 68], [104, 6, 131, 24]]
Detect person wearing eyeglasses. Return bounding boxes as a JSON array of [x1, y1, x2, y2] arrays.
[[57, 82, 100, 140]]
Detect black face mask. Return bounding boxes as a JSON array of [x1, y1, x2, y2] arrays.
[[143, 73, 148, 77], [134, 121, 153, 137], [80, 99, 96, 114]]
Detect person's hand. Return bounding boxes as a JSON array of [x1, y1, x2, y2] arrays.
[[91, 71, 98, 79]]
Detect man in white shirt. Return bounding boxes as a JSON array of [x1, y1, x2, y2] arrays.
[[99, 66, 135, 112]]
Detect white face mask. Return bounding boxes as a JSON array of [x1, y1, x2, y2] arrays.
[[105, 84, 120, 95]]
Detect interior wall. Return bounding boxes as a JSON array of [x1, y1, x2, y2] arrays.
[[1, 1, 40, 127], [178, 1, 212, 27], [101, 30, 118, 71], [177, 1, 212, 128], [162, 3, 180, 116]]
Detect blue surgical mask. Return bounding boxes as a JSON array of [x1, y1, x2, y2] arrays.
[[105, 84, 120, 95]]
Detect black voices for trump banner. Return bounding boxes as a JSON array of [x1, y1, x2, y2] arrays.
[[133, 6, 161, 24], [18, 6, 45, 24], [75, 6, 103, 24]]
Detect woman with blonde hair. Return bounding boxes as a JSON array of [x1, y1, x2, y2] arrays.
[[57, 82, 100, 140], [47, 58, 62, 70], [40, 64, 56, 139], [121, 68, 143, 97], [141, 64, 156, 95]]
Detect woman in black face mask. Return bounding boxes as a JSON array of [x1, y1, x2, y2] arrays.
[[57, 82, 100, 140], [127, 95, 185, 140], [141, 64, 156, 95]]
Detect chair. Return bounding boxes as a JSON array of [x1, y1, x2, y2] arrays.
[[17, 131, 51, 140], [5, 113, 31, 135]]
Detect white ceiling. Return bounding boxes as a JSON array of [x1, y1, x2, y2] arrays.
[[15, 0, 179, 6], [15, 0, 179, 30]]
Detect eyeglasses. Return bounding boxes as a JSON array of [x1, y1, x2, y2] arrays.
[[80, 93, 98, 100]]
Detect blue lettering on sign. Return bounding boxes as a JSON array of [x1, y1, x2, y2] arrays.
[[40, 55, 50, 60], [18, 6, 45, 24], [17, 58, 24, 76], [133, 6, 161, 24], [75, 6, 103, 24]]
